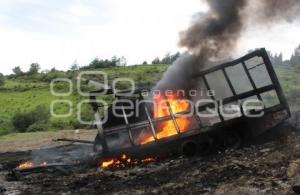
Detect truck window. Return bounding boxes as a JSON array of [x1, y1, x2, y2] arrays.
[[205, 70, 233, 100], [260, 90, 280, 108], [225, 63, 253, 94], [249, 64, 273, 89]]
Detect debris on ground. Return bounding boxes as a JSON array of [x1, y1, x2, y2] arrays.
[[0, 125, 300, 194]]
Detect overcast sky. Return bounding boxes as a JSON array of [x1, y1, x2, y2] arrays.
[[0, 0, 299, 75]]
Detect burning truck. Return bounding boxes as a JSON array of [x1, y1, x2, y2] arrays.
[[13, 0, 297, 171], [88, 48, 290, 166]]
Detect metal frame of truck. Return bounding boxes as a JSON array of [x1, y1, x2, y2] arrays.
[[90, 48, 291, 159]]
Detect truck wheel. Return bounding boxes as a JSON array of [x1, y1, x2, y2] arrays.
[[179, 140, 198, 157], [93, 134, 107, 153], [198, 139, 213, 155], [224, 131, 241, 149]]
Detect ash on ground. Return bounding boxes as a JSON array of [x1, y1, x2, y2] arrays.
[[1, 124, 300, 195]]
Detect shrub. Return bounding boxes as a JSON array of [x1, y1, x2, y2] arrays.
[[12, 105, 50, 132], [27, 122, 49, 132], [12, 113, 35, 132], [41, 71, 66, 83], [288, 88, 300, 100], [0, 73, 5, 86], [30, 105, 50, 122], [50, 119, 69, 129], [69, 120, 87, 129]]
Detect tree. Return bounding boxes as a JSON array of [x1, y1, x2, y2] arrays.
[[70, 61, 79, 71], [171, 52, 181, 63], [151, 52, 181, 65], [118, 56, 127, 66], [111, 56, 119, 66], [160, 52, 181, 64], [0, 73, 5, 86], [160, 53, 171, 64], [142, 61, 148, 65], [269, 52, 283, 67], [12, 66, 23, 76], [291, 45, 300, 67], [89, 58, 102, 69], [152, 57, 160, 64], [84, 56, 121, 69], [28, 63, 40, 74]]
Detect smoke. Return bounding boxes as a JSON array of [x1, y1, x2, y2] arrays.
[[154, 53, 201, 91], [155, 0, 300, 92], [29, 144, 93, 165], [179, 0, 247, 57], [250, 0, 300, 24]]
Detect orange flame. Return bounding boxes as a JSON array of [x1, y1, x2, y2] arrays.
[[101, 160, 114, 168], [17, 161, 48, 169], [100, 154, 155, 169], [100, 93, 191, 169], [141, 93, 191, 144], [17, 162, 34, 169]]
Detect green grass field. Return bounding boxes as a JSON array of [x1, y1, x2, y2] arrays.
[[276, 67, 300, 112], [0, 64, 168, 135], [0, 63, 299, 136]]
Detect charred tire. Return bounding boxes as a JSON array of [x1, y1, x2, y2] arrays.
[[179, 140, 198, 157], [223, 131, 241, 149], [93, 134, 109, 153], [197, 139, 213, 155]]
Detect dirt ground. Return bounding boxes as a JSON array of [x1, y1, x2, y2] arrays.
[[1, 125, 300, 195], [0, 130, 98, 153]]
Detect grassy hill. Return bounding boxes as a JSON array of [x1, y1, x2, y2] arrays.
[[0, 64, 299, 136], [0, 65, 168, 135], [275, 67, 300, 112]]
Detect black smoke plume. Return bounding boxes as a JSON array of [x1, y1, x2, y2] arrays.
[[179, 0, 246, 57], [155, 0, 300, 92]]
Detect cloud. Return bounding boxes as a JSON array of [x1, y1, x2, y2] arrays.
[[237, 20, 300, 59], [0, 0, 299, 75], [0, 0, 204, 74]]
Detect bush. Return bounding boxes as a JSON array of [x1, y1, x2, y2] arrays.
[[50, 119, 69, 129], [12, 105, 50, 132], [12, 113, 35, 132], [41, 71, 66, 83], [27, 122, 49, 132], [0, 73, 5, 86], [81, 57, 121, 69], [68, 119, 87, 129], [288, 88, 300, 100]]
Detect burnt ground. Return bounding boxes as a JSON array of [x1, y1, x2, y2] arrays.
[[1, 124, 300, 195]]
